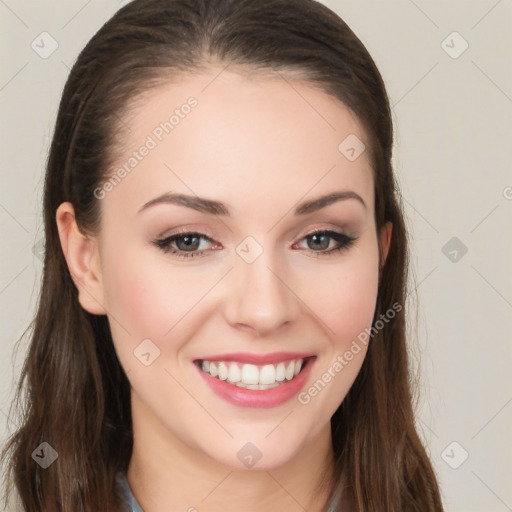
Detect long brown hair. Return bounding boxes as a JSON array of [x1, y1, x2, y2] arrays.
[[1, 0, 444, 510]]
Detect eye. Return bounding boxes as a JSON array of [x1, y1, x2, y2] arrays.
[[153, 231, 217, 260], [153, 228, 357, 260], [294, 229, 357, 257]]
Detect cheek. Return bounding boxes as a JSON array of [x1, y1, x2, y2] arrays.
[[101, 245, 215, 361], [102, 258, 162, 335], [297, 246, 380, 350], [296, 254, 379, 419], [326, 264, 379, 344], [99, 241, 178, 361]]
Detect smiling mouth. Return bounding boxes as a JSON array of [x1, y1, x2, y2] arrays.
[[193, 356, 315, 390]]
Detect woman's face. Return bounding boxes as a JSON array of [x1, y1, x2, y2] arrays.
[[78, 67, 391, 469]]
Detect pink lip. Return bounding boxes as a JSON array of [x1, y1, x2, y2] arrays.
[[194, 356, 317, 409], [193, 351, 315, 365]]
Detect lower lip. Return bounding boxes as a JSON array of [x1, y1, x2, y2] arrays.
[[194, 358, 316, 409]]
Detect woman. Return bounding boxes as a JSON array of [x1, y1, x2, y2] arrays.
[[1, 0, 445, 510]]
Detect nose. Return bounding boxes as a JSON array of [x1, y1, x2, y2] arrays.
[[223, 248, 301, 337]]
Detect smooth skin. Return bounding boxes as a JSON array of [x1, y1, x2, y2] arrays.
[[56, 65, 392, 512]]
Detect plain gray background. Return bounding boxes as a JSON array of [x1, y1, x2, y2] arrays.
[[1, 1, 511, 510]]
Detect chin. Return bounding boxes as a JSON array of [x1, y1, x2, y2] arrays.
[[198, 427, 312, 471]]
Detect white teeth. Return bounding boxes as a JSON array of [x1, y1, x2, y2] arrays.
[[259, 364, 276, 385], [198, 358, 307, 387], [227, 363, 241, 382], [217, 362, 228, 380], [275, 362, 285, 382], [285, 361, 295, 380], [241, 364, 259, 385]]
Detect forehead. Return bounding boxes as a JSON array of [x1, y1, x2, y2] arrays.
[[101, 67, 374, 222]]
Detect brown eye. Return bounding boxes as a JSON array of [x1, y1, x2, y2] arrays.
[[306, 233, 331, 251], [174, 234, 201, 251], [297, 230, 357, 256], [153, 232, 215, 259]]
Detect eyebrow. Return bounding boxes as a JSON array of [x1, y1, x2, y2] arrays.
[[138, 190, 366, 216]]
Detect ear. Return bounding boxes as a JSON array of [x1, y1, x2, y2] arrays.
[[378, 221, 393, 271], [55, 202, 107, 315]]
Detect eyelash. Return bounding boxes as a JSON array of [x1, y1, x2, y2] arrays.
[[153, 228, 357, 260]]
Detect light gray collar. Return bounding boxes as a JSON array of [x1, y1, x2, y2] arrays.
[[115, 472, 144, 512]]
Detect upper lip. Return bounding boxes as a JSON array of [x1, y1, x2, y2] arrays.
[[194, 351, 316, 365]]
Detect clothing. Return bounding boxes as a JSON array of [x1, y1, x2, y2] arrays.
[[114, 471, 339, 511], [115, 472, 144, 512]]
